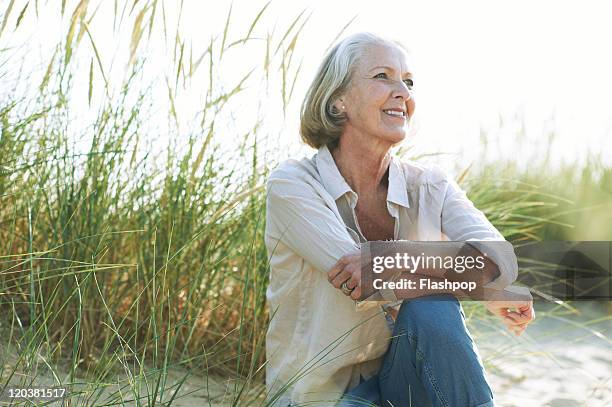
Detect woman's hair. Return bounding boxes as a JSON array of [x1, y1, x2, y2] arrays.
[[300, 32, 408, 149]]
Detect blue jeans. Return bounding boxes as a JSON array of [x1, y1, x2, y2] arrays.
[[338, 296, 494, 407]]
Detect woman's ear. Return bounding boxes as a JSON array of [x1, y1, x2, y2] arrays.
[[334, 98, 346, 113]]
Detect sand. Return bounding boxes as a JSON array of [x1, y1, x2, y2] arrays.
[[478, 302, 611, 406], [2, 302, 610, 406]]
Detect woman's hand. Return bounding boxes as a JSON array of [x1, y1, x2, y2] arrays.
[[484, 300, 535, 336], [328, 253, 362, 300], [328, 253, 537, 336]]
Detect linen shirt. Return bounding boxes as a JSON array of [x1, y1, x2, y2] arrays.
[[264, 145, 517, 406]]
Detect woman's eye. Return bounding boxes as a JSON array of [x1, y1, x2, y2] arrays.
[[374, 73, 388, 79], [403, 78, 414, 88]]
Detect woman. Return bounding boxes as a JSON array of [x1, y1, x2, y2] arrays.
[[264, 32, 534, 407]]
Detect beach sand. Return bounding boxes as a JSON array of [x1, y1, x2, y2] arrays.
[[477, 302, 612, 407], [2, 303, 610, 406]]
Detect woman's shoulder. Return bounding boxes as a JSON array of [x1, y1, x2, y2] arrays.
[[265, 155, 336, 208], [266, 155, 327, 201], [393, 156, 450, 189], [268, 156, 319, 183]]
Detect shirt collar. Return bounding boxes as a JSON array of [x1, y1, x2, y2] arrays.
[[315, 145, 410, 208], [387, 154, 410, 208], [316, 145, 353, 200]]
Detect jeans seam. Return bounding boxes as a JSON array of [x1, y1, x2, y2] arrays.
[[379, 331, 400, 380], [407, 330, 449, 407]]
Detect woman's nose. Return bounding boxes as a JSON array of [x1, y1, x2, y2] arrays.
[[393, 80, 412, 100]]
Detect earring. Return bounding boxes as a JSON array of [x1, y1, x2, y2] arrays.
[[341, 105, 346, 110]]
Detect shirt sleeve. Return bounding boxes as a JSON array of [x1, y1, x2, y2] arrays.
[[266, 177, 360, 273], [266, 176, 384, 310], [441, 176, 518, 289]]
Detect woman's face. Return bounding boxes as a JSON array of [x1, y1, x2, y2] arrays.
[[338, 44, 415, 145]]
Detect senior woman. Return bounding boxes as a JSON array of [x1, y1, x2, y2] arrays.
[[264, 32, 534, 407]]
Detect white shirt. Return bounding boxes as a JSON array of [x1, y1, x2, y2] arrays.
[[264, 145, 517, 406]]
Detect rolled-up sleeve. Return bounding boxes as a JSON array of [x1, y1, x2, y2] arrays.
[[266, 176, 386, 311], [441, 176, 518, 289], [266, 177, 360, 277]]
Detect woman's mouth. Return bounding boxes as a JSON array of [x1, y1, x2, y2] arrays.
[[383, 109, 406, 119]]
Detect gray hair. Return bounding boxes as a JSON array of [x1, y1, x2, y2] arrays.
[[299, 32, 408, 149]]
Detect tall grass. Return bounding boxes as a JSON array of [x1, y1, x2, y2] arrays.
[[0, 1, 301, 405], [1, 1, 610, 406]]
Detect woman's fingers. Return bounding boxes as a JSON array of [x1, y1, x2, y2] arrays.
[[505, 310, 533, 325], [503, 308, 534, 336], [330, 268, 352, 289], [503, 314, 520, 324], [328, 257, 348, 283], [486, 299, 535, 336], [328, 254, 361, 296], [520, 303, 536, 322], [328, 254, 359, 283], [502, 318, 525, 335], [503, 312, 531, 336], [509, 323, 528, 336]]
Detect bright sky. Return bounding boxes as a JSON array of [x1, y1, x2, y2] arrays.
[[3, 0, 611, 173]]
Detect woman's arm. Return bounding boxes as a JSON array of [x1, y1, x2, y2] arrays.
[[441, 175, 518, 289], [441, 175, 534, 334], [266, 170, 510, 289], [267, 173, 393, 310], [327, 172, 518, 301], [266, 176, 360, 276]]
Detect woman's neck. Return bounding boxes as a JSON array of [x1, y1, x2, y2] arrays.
[[331, 134, 392, 195]]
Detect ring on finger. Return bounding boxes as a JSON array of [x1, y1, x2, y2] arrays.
[[341, 281, 354, 296]]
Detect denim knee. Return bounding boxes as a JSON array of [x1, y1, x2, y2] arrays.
[[394, 295, 467, 346], [385, 296, 493, 407]]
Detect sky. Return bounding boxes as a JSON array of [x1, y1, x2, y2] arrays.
[[2, 0, 611, 174]]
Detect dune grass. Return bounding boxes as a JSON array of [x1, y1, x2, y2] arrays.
[[1, 1, 611, 406]]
